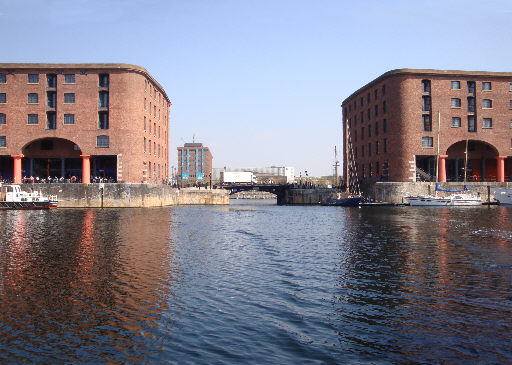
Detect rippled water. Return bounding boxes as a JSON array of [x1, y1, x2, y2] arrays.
[[0, 201, 511, 363]]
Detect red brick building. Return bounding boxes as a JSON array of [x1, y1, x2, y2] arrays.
[[177, 143, 213, 185], [342, 69, 512, 184], [0, 63, 170, 184]]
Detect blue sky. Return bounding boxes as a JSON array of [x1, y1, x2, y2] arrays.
[[1, 0, 511, 176]]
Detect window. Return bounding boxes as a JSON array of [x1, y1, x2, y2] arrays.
[[64, 114, 75, 125], [149, 139, 151, 154], [64, 74, 75, 83], [510, 100, 512, 109], [375, 104, 379, 116], [144, 116, 146, 131], [99, 74, 109, 88], [422, 96, 431, 111], [368, 143, 372, 156], [467, 81, 475, 94], [422, 136, 433, 148], [422, 80, 431, 93], [510, 120, 512, 129], [368, 125, 372, 137], [0, 113, 5, 124], [451, 98, 461, 108], [382, 84, 386, 95], [28, 74, 39, 83], [47, 74, 57, 88], [468, 115, 476, 132], [154, 122, 156, 136], [423, 115, 432, 131], [510, 83, 512, 92], [361, 127, 365, 140], [47, 91, 56, 108], [361, 145, 365, 157], [452, 117, 461, 128], [483, 118, 492, 128], [383, 118, 387, 132], [64, 93, 75, 103], [383, 100, 387, 113], [0, 136, 5, 148], [451, 81, 460, 89], [27, 114, 38, 124], [482, 82, 491, 91], [98, 111, 109, 129], [376, 141, 379, 155], [360, 97, 363, 107], [361, 111, 364, 123], [144, 137, 146, 152], [99, 91, 109, 108], [28, 93, 38, 104], [367, 93, 370, 103], [149, 120, 151, 133], [467, 97, 475, 112], [0, 73, 5, 83], [384, 138, 387, 153], [482, 99, 492, 108], [375, 89, 378, 99], [97, 135, 109, 147], [375, 122, 379, 136], [46, 111, 56, 130]]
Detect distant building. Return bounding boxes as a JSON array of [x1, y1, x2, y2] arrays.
[[212, 166, 295, 183], [177, 143, 212, 184], [342, 68, 512, 183], [0, 63, 170, 184]]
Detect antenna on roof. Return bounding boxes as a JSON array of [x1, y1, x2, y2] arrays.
[[193, 134, 195, 143]]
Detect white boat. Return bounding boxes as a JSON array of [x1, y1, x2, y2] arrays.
[[492, 188, 512, 205], [0, 184, 58, 209], [405, 193, 482, 206]]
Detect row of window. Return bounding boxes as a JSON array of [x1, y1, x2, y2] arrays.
[[0, 135, 109, 148], [144, 79, 164, 105], [0, 112, 108, 129], [0, 92, 75, 104], [347, 84, 387, 113], [359, 161, 389, 180], [450, 98, 512, 109], [422, 115, 512, 132], [143, 116, 166, 139], [0, 73, 109, 87], [143, 137, 165, 158], [353, 139, 388, 159], [424, 80, 512, 93], [351, 119, 388, 142]]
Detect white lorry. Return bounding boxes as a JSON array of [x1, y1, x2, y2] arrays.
[[220, 171, 257, 184]]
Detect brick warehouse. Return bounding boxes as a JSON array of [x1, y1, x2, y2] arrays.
[[177, 142, 213, 185], [0, 63, 170, 184], [342, 69, 512, 184]]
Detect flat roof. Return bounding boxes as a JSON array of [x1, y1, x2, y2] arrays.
[[0, 63, 170, 102], [342, 68, 512, 106]]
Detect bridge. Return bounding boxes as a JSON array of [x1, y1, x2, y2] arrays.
[[216, 183, 334, 205]]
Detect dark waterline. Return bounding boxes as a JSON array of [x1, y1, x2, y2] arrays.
[[0, 202, 511, 363]]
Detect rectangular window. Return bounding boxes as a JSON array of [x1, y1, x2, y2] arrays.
[[27, 114, 38, 124], [452, 117, 461, 128], [144, 137, 146, 152], [64, 93, 75, 103], [0, 113, 5, 124], [383, 100, 386, 113], [467, 97, 475, 112], [483, 118, 492, 128], [376, 141, 379, 155], [64, 74, 75, 83], [451, 81, 461, 89], [482, 99, 492, 108], [98, 111, 109, 129], [374, 89, 378, 99], [47, 74, 57, 88], [422, 80, 431, 93], [423, 115, 432, 131], [468, 116, 476, 132], [361, 145, 365, 157], [64, 114, 75, 125], [422, 136, 433, 148], [375, 104, 379, 116], [0, 73, 5, 83], [368, 125, 372, 137], [382, 84, 386, 95], [46, 111, 56, 130], [47, 91, 56, 108], [368, 143, 372, 157], [361, 127, 365, 140], [510, 100, 512, 109], [97, 135, 109, 147], [482, 82, 491, 91], [510, 83, 512, 92], [149, 120, 151, 133], [367, 93, 370, 103], [361, 111, 364, 123], [360, 97, 363, 107], [467, 81, 475, 94], [99, 91, 109, 108], [28, 74, 39, 83], [0, 136, 5, 148], [422, 96, 431, 111], [375, 122, 379, 136], [28, 93, 38, 104], [383, 119, 387, 132], [144, 116, 146, 131], [99, 74, 109, 88], [451, 98, 461, 108]]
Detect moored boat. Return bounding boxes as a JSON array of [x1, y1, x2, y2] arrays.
[[0, 184, 58, 209], [492, 188, 512, 205], [324, 195, 362, 207], [404, 184, 482, 206]]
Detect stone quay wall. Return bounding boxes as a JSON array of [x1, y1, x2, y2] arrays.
[[369, 182, 512, 204], [280, 188, 335, 205], [20, 184, 229, 208]]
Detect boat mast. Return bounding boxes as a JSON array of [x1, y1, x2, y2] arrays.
[[435, 110, 441, 184], [464, 139, 469, 183], [345, 119, 350, 194], [334, 146, 339, 190]]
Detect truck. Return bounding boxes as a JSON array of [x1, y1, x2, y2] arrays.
[[220, 171, 257, 184]]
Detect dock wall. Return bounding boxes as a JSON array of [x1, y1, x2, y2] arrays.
[[280, 188, 334, 205], [20, 184, 229, 208]]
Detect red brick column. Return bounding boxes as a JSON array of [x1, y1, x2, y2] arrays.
[[81, 155, 91, 184], [497, 156, 506, 182], [11, 154, 24, 184], [438, 154, 448, 182]]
